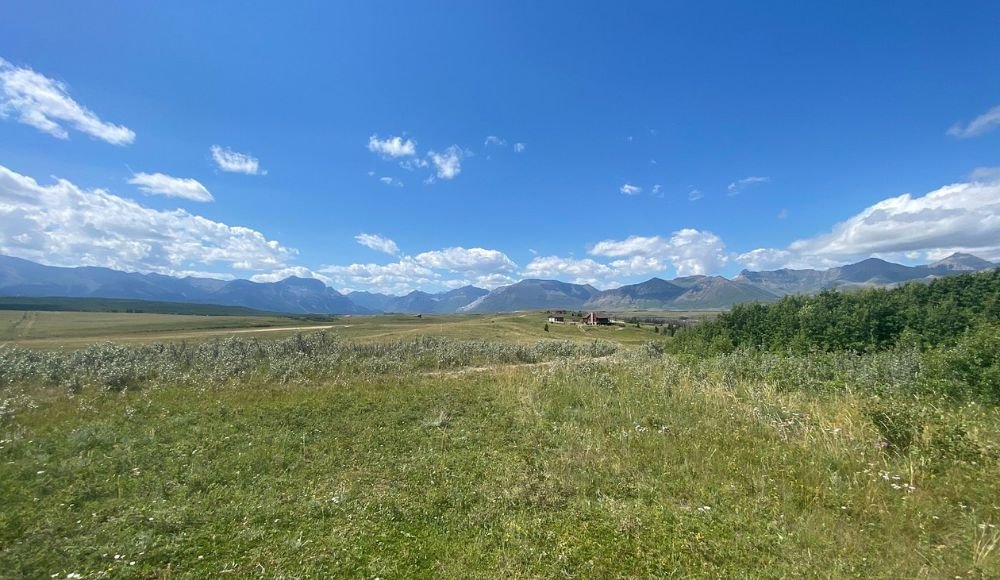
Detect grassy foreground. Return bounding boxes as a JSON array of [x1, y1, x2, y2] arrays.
[[2, 333, 999, 577]]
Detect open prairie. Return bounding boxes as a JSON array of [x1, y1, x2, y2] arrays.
[[2, 271, 999, 578], [0, 310, 709, 348]]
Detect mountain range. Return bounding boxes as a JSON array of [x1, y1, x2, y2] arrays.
[[0, 253, 994, 315]]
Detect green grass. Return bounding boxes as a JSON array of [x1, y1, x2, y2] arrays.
[[2, 334, 999, 577], [0, 310, 334, 348], [0, 310, 682, 349], [0, 296, 286, 317]]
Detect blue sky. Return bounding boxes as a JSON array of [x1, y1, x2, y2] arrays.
[[1, 2, 999, 294]]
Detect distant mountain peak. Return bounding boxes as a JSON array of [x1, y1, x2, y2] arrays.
[[929, 252, 995, 271]]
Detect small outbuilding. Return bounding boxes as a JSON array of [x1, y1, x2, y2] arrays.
[[547, 315, 565, 323]]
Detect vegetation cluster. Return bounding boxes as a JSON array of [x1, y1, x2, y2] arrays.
[[1, 271, 998, 577]]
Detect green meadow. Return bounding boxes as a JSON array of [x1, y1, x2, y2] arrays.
[[1, 273, 998, 578]]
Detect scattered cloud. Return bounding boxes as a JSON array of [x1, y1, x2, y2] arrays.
[[970, 166, 1000, 181], [320, 258, 438, 294], [777, 208, 788, 219], [522, 256, 615, 286], [651, 184, 663, 197], [414, 246, 516, 272], [399, 158, 429, 171], [250, 266, 333, 285], [620, 183, 642, 196], [727, 176, 770, 196], [514, 142, 526, 153], [484, 135, 506, 147], [210, 145, 265, 175], [948, 105, 1000, 139], [368, 134, 417, 158], [127, 172, 214, 202], [0, 163, 294, 273], [590, 229, 729, 276], [429, 146, 463, 180], [738, 176, 1000, 268], [378, 176, 403, 187], [355, 233, 400, 256], [735, 248, 794, 271], [688, 188, 703, 201], [0, 57, 135, 145]]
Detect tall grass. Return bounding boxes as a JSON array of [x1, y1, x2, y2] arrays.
[[2, 333, 999, 577]]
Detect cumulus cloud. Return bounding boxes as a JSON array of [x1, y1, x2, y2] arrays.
[[0, 57, 135, 145], [368, 134, 417, 158], [514, 142, 526, 153], [0, 163, 294, 273], [737, 177, 1000, 268], [355, 233, 400, 256], [128, 172, 214, 202], [727, 176, 770, 196], [522, 256, 615, 286], [484, 135, 506, 147], [620, 183, 642, 195], [734, 248, 794, 271], [378, 176, 403, 187], [414, 246, 516, 272], [688, 188, 703, 201], [210, 145, 265, 175], [429, 146, 463, 180], [948, 105, 1000, 139], [250, 266, 333, 285], [319, 258, 438, 295], [590, 229, 729, 276]]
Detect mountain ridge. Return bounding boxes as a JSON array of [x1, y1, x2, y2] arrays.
[[0, 253, 994, 314]]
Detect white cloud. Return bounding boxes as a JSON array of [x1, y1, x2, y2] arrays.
[[0, 163, 294, 273], [688, 188, 703, 201], [378, 176, 403, 187], [948, 105, 1000, 139], [472, 273, 518, 289], [320, 258, 438, 295], [355, 233, 400, 256], [777, 208, 788, 219], [250, 266, 333, 285], [727, 176, 770, 196], [738, 177, 1000, 268], [790, 180, 1000, 260], [620, 183, 642, 195], [399, 158, 429, 171], [970, 166, 1000, 181], [414, 246, 516, 273], [429, 146, 463, 180], [590, 229, 729, 276], [210, 145, 265, 175], [523, 256, 615, 286], [514, 142, 526, 153], [0, 57, 135, 145], [484, 135, 506, 147], [368, 134, 417, 158], [128, 172, 214, 202], [735, 248, 794, 271]]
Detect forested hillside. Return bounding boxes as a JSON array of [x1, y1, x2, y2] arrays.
[[674, 269, 999, 353]]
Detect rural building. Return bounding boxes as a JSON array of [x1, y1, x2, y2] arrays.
[[582, 312, 611, 325], [547, 315, 565, 323]]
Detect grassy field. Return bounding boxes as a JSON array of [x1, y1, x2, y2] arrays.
[[0, 311, 335, 348], [0, 310, 690, 349], [1, 331, 999, 577]]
